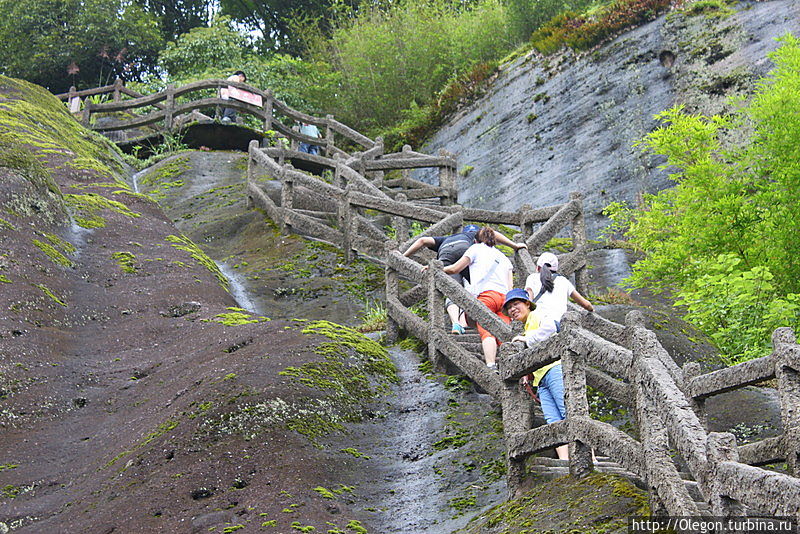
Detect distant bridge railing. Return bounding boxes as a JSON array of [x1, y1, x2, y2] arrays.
[[57, 78, 377, 157]]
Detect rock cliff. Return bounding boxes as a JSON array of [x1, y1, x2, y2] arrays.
[[421, 0, 800, 236]]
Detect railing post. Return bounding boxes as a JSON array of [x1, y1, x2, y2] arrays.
[[499, 341, 534, 497], [81, 102, 93, 127], [682, 361, 707, 429], [263, 89, 273, 132], [338, 185, 353, 263], [333, 155, 345, 190], [113, 77, 123, 102], [518, 204, 533, 240], [246, 140, 259, 209], [707, 432, 745, 518], [774, 327, 800, 475], [560, 312, 594, 478], [628, 311, 701, 516], [385, 239, 400, 345], [280, 174, 294, 235], [370, 137, 385, 186], [67, 86, 81, 113], [164, 84, 175, 131], [427, 260, 446, 372], [325, 114, 335, 157], [393, 193, 409, 244], [569, 192, 588, 295], [438, 148, 457, 206]]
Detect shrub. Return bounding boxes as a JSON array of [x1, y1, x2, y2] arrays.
[[606, 34, 800, 364]]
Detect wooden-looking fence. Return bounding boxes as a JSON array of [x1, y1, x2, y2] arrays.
[[247, 136, 800, 521], [57, 78, 377, 158]]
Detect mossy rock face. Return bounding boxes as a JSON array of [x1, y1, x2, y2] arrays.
[[0, 76, 124, 182], [455, 473, 649, 533], [201, 321, 397, 446]]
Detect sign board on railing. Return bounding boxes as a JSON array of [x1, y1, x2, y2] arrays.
[[227, 86, 263, 107], [68, 97, 81, 113]]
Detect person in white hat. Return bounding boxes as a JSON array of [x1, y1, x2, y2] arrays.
[[524, 252, 594, 328]]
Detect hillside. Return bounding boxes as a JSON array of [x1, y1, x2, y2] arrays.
[[1, 1, 798, 530]]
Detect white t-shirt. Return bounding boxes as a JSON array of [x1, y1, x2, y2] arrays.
[[524, 272, 575, 322], [463, 243, 512, 296]]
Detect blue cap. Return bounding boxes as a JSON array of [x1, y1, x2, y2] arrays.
[[503, 288, 534, 312], [463, 224, 480, 234]]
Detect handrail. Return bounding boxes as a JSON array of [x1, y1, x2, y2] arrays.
[[244, 100, 800, 519], [63, 78, 376, 156]]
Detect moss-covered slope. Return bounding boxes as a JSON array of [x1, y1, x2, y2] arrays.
[[0, 77, 395, 534]]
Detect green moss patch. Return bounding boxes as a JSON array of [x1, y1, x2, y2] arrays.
[[103, 419, 180, 470], [33, 239, 74, 268], [34, 284, 66, 306], [205, 308, 270, 326], [111, 251, 137, 273], [0, 142, 59, 194], [203, 322, 397, 446], [455, 473, 649, 533], [64, 193, 140, 229], [138, 155, 190, 200], [165, 234, 228, 290], [0, 76, 123, 180]]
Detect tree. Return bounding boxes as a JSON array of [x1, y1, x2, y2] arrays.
[[156, 17, 332, 113], [158, 16, 249, 79], [606, 34, 800, 364], [0, 0, 163, 93], [134, 0, 214, 42], [218, 0, 359, 55]]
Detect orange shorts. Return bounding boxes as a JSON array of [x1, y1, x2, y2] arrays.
[[475, 290, 511, 341]]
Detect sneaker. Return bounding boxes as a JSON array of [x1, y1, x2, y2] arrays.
[[221, 117, 231, 123], [451, 323, 465, 335]]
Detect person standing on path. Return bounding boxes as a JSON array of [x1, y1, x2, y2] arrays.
[[524, 252, 594, 326], [299, 122, 321, 155], [221, 70, 246, 123], [405, 225, 525, 334]]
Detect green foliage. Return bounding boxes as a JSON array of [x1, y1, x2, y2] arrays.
[[357, 299, 387, 333], [675, 255, 800, 364], [506, 0, 599, 43], [606, 35, 800, 364], [133, 0, 213, 42], [530, 0, 671, 55], [218, 0, 359, 55], [0, 0, 163, 93], [158, 17, 249, 79], [309, 0, 513, 137], [152, 16, 332, 114]]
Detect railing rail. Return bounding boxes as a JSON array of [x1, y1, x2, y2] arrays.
[[58, 78, 377, 157], [97, 75, 800, 518]]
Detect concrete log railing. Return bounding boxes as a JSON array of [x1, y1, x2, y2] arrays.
[[246, 109, 800, 518], [61, 78, 378, 157], [501, 305, 800, 519]]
